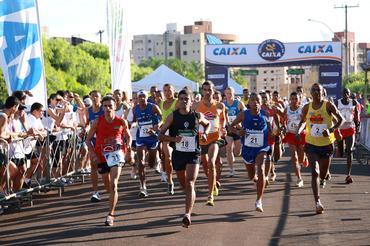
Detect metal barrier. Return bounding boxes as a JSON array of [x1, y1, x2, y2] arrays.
[[355, 116, 370, 164], [0, 126, 89, 213]]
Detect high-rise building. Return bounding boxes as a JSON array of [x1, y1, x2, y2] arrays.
[[132, 21, 238, 65]]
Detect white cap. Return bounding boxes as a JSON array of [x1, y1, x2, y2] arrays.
[[83, 98, 92, 106], [137, 90, 148, 98]]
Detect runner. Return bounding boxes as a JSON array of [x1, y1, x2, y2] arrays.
[[296, 83, 344, 214], [193, 81, 226, 206], [113, 89, 129, 118], [335, 88, 360, 184], [282, 92, 306, 187], [230, 93, 272, 212], [271, 91, 285, 167], [260, 91, 280, 183], [86, 95, 132, 226], [160, 88, 210, 227], [224, 87, 245, 177], [242, 88, 250, 108], [159, 84, 178, 195], [86, 90, 104, 202], [133, 90, 162, 198]]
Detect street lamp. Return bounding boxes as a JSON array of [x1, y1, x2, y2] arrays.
[[307, 18, 347, 78]]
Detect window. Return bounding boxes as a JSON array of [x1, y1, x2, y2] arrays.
[[193, 40, 195, 43], [193, 50, 195, 53], [156, 42, 159, 45], [264, 78, 267, 82], [271, 70, 274, 73], [169, 52, 173, 56], [264, 86, 267, 89], [169, 41, 173, 46], [148, 39, 151, 43], [156, 53, 159, 55], [183, 40, 187, 45], [183, 51, 188, 56], [271, 86, 274, 89], [271, 78, 274, 81], [148, 48, 152, 51], [263, 70, 267, 74]]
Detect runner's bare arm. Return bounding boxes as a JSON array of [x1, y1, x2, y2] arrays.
[[230, 111, 245, 136], [326, 101, 344, 133], [238, 101, 246, 111], [0, 114, 10, 140], [198, 112, 210, 134], [296, 103, 309, 135], [152, 104, 162, 131], [353, 100, 360, 131], [85, 119, 98, 151], [159, 113, 179, 142]]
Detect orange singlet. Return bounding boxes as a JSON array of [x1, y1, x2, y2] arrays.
[[196, 100, 221, 146]]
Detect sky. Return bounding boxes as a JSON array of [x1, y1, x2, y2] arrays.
[[37, 0, 370, 46]]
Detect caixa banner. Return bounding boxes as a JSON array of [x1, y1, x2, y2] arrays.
[[0, 0, 46, 106], [206, 40, 342, 66]]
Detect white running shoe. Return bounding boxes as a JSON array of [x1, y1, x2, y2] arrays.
[[139, 188, 149, 198], [255, 200, 264, 212], [160, 172, 168, 182], [91, 191, 101, 202], [315, 200, 324, 214], [296, 179, 304, 188], [105, 215, 114, 226]]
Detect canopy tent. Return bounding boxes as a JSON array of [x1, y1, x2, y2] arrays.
[[228, 78, 244, 95], [132, 64, 199, 92]]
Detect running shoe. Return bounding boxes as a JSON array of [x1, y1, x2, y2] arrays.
[[228, 169, 235, 177], [168, 183, 175, 195], [213, 185, 219, 197], [160, 172, 167, 182], [91, 191, 101, 202], [105, 214, 114, 226], [296, 179, 304, 188], [182, 214, 191, 228], [315, 200, 324, 214], [130, 169, 137, 180], [320, 179, 326, 189], [345, 175, 353, 184], [206, 196, 214, 206], [255, 200, 264, 212], [139, 188, 149, 198]]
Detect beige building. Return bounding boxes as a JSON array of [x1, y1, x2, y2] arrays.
[[132, 21, 237, 65]]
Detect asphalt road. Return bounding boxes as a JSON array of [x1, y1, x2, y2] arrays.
[[1, 155, 370, 246]]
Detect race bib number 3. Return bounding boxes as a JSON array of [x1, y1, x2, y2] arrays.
[[310, 124, 327, 137], [104, 150, 125, 167], [244, 133, 264, 147]]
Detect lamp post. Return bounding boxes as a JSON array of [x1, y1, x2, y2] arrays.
[[307, 18, 346, 77]]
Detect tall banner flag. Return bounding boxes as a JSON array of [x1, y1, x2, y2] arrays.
[[0, 0, 47, 106], [107, 0, 131, 97]]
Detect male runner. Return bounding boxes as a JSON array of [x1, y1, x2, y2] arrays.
[[86, 95, 132, 226], [296, 83, 344, 214], [160, 89, 210, 227]]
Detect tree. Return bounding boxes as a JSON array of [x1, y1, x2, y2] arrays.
[[343, 72, 365, 94]]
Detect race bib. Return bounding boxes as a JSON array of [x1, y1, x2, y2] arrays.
[[104, 149, 125, 167], [310, 124, 327, 137], [228, 115, 237, 125], [287, 120, 300, 133], [244, 133, 264, 147], [176, 130, 196, 152], [139, 122, 153, 138]]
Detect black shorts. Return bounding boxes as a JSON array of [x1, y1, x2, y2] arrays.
[[11, 158, 26, 167], [226, 133, 241, 141], [172, 151, 199, 171], [304, 143, 334, 159], [0, 151, 7, 167], [97, 162, 122, 174]]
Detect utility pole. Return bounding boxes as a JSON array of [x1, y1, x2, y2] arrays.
[[335, 4, 359, 78], [97, 30, 104, 43]]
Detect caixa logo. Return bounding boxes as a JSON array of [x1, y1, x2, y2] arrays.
[[213, 47, 247, 56], [298, 44, 333, 54], [258, 39, 285, 61]]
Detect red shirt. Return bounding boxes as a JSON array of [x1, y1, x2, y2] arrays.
[[95, 115, 127, 162]]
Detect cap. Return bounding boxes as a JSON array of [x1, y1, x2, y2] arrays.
[[83, 98, 92, 106], [137, 90, 148, 98], [18, 104, 27, 110]]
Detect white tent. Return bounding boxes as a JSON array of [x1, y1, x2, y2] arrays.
[[228, 78, 244, 95], [132, 64, 199, 92]]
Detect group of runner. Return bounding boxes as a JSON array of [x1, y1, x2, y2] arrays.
[[0, 81, 361, 227]]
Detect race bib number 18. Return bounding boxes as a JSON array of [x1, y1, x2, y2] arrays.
[[176, 130, 196, 152]]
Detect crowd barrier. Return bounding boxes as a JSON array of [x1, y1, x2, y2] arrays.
[[0, 126, 89, 213], [355, 116, 370, 165]]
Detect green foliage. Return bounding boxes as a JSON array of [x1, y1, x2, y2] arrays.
[[138, 57, 204, 83], [232, 69, 248, 88], [343, 72, 366, 94], [131, 63, 153, 82]]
